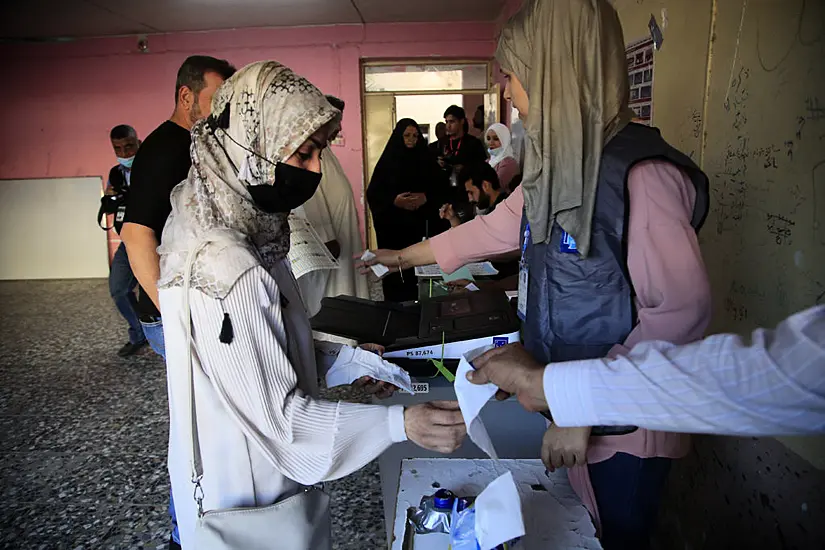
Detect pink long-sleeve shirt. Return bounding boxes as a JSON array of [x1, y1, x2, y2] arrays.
[[429, 159, 712, 530], [492, 156, 520, 193]]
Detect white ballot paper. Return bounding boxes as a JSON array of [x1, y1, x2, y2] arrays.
[[287, 213, 339, 279], [414, 262, 499, 278], [454, 345, 499, 459], [360, 250, 390, 278], [475, 471, 526, 550], [325, 346, 414, 394]]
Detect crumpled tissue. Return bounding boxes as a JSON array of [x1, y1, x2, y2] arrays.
[[475, 471, 525, 550]]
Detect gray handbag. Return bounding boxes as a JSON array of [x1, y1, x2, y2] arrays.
[[181, 244, 332, 549]]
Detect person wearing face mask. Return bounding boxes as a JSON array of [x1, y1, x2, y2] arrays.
[[359, 1, 712, 547], [485, 122, 520, 193], [102, 124, 146, 357], [120, 55, 236, 550], [156, 62, 467, 549], [367, 118, 448, 302]]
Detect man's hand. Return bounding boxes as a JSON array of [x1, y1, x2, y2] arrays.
[[405, 401, 466, 453], [120, 222, 161, 311], [540, 425, 592, 472], [466, 343, 547, 412], [439, 204, 460, 227]]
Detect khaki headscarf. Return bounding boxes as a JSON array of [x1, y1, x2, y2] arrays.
[[496, 0, 634, 254]]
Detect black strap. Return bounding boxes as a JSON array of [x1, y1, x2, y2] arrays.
[[98, 200, 114, 231]]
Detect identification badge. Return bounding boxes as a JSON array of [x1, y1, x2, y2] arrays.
[[115, 205, 127, 222], [518, 222, 531, 321], [517, 265, 528, 320], [560, 230, 578, 254]]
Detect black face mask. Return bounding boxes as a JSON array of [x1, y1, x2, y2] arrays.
[[247, 162, 322, 213]]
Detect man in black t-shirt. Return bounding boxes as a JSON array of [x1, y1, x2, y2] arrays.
[[120, 54, 235, 550], [122, 55, 235, 353]]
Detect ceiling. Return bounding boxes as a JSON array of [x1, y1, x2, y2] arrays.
[[0, 0, 504, 40]]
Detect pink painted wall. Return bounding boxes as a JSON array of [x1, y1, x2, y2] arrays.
[[0, 22, 497, 255]]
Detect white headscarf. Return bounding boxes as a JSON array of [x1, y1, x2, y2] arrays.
[[157, 61, 340, 299], [485, 122, 517, 169], [496, 0, 633, 255]]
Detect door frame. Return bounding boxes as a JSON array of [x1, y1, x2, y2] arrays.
[[359, 59, 496, 249]]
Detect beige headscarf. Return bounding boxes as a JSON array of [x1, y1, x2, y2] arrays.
[[496, 0, 634, 254], [157, 61, 339, 298]]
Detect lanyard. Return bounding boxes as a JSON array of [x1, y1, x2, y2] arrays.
[[520, 222, 531, 262], [445, 137, 463, 156]]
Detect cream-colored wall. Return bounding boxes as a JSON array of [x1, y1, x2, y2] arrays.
[[0, 178, 109, 280], [613, 0, 825, 546], [614, 0, 713, 161], [395, 94, 464, 143], [702, 0, 825, 470], [615, 0, 825, 467]]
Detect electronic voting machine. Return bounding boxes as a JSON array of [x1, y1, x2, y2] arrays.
[[310, 291, 521, 377]]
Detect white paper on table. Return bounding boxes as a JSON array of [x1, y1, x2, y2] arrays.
[[464, 283, 480, 292], [360, 250, 390, 278], [287, 213, 340, 279], [474, 471, 526, 550], [454, 345, 499, 458], [325, 346, 414, 394], [414, 262, 499, 278]]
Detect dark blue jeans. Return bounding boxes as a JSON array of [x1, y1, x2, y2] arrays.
[[588, 452, 672, 550], [139, 318, 179, 545], [109, 243, 145, 345]]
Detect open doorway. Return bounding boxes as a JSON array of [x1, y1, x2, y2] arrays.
[[360, 61, 500, 248]]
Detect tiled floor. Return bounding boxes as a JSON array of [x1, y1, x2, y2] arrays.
[[0, 279, 386, 549]]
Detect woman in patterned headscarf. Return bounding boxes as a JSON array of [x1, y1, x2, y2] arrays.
[[156, 61, 465, 548]]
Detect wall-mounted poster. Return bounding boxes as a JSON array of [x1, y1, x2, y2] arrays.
[[626, 37, 655, 125]]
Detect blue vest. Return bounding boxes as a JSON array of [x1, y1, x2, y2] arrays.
[[522, 123, 709, 364]]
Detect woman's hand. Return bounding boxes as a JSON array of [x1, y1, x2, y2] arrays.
[[541, 425, 592, 472], [405, 401, 466, 453], [408, 193, 427, 210], [355, 249, 402, 275], [353, 376, 398, 399], [351, 344, 398, 398], [394, 193, 417, 211], [358, 343, 385, 355]]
